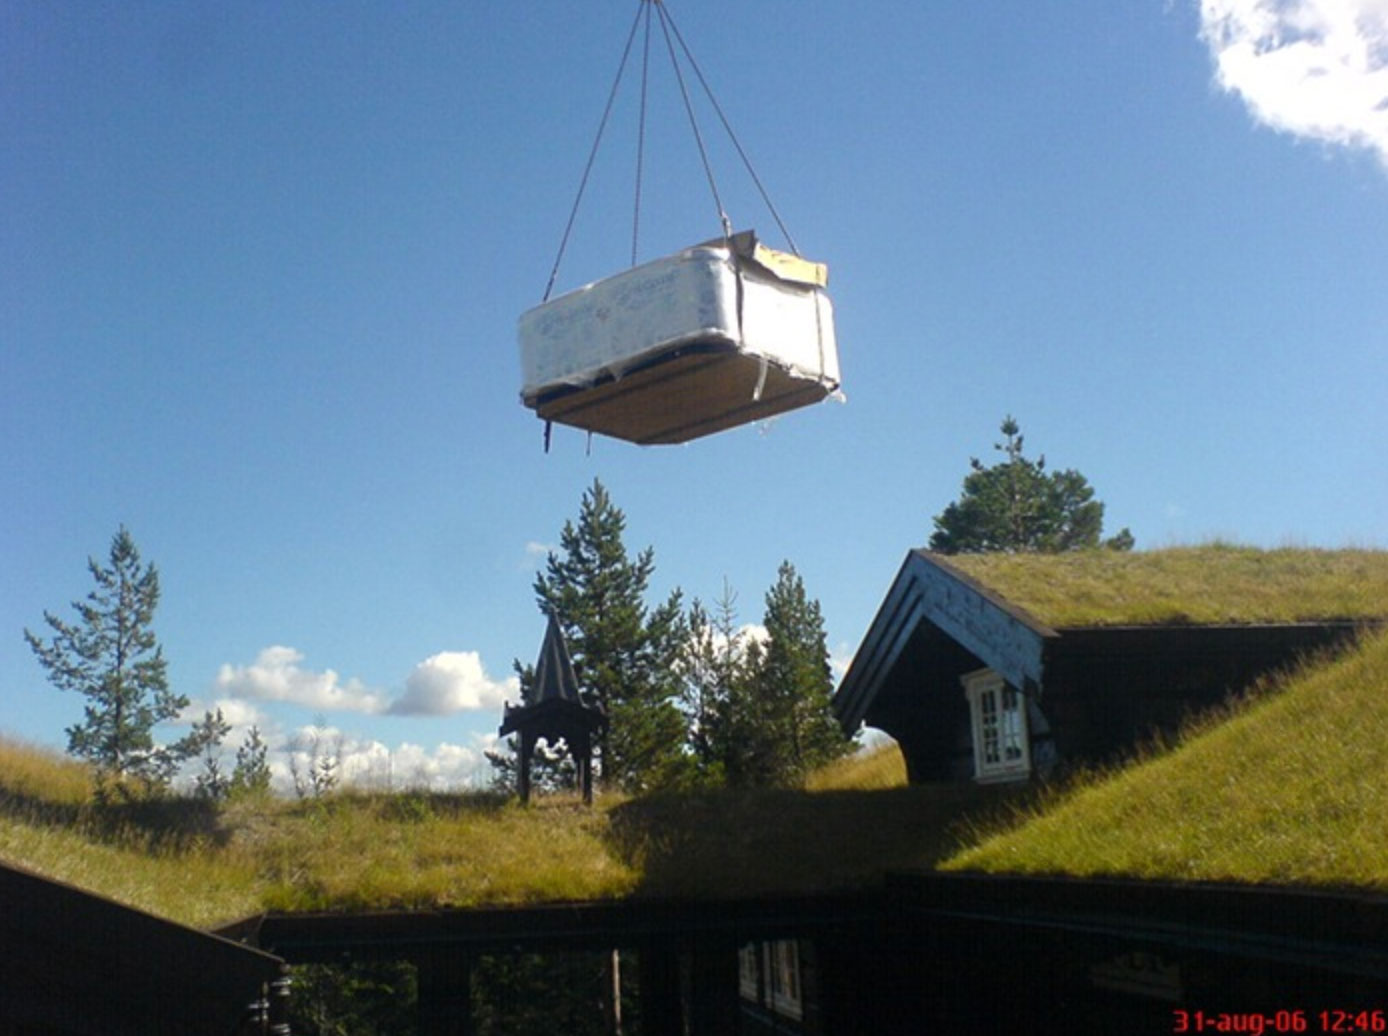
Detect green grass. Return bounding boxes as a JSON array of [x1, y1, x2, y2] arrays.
[[0, 741, 636, 925], [944, 545, 1388, 627], [0, 737, 263, 926], [9, 611, 1388, 932], [941, 627, 1388, 888], [608, 781, 1020, 899], [0, 737, 1003, 924]]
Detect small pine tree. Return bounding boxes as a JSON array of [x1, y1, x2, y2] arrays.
[[290, 725, 342, 800], [532, 479, 691, 793], [191, 709, 233, 800], [230, 725, 273, 798], [680, 582, 748, 785], [716, 563, 850, 788], [24, 526, 213, 789]]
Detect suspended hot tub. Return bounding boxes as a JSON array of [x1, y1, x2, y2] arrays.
[[518, 231, 840, 445]]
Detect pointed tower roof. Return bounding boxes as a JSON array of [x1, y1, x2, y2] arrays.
[[499, 610, 606, 738], [532, 608, 582, 706], [498, 610, 606, 804]]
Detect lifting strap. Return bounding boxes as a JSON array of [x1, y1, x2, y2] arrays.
[[540, 0, 801, 304], [542, 2, 646, 303]]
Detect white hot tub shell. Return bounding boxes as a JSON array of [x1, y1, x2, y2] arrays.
[[518, 231, 840, 445]]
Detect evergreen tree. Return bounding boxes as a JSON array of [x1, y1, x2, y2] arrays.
[[230, 725, 274, 798], [24, 526, 215, 789], [930, 416, 1134, 553], [716, 563, 850, 788], [191, 708, 233, 800], [531, 480, 690, 793], [680, 582, 748, 785]]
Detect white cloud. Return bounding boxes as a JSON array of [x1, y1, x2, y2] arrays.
[[1200, 0, 1388, 167], [210, 697, 266, 729], [740, 622, 770, 647], [279, 726, 494, 792], [174, 696, 268, 731], [384, 740, 491, 789], [521, 540, 554, 570], [215, 646, 517, 718], [389, 651, 517, 716], [830, 640, 855, 685], [215, 646, 389, 714]]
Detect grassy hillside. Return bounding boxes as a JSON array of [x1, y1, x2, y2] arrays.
[[945, 545, 1388, 627], [942, 627, 1388, 887], [0, 738, 636, 925], [9, 600, 1387, 934], [0, 738, 262, 925], [0, 738, 986, 927]]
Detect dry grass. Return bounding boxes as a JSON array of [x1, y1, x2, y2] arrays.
[[247, 792, 638, 913], [13, 610, 1387, 931], [942, 627, 1388, 888], [0, 742, 636, 924], [804, 743, 907, 791], [0, 736, 1006, 923], [0, 739, 264, 926], [944, 545, 1388, 627], [0, 736, 94, 810], [0, 820, 264, 927]]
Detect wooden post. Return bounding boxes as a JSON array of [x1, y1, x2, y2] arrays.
[[606, 948, 624, 1036], [577, 731, 595, 805], [517, 731, 534, 805]]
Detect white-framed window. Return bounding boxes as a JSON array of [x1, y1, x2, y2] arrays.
[[737, 940, 803, 1020], [962, 667, 1031, 782], [767, 940, 803, 1020], [738, 943, 760, 1001]]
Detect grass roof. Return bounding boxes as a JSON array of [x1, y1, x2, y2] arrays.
[[942, 626, 1388, 889], [6, 613, 1386, 925], [0, 737, 1002, 927], [941, 544, 1388, 628]]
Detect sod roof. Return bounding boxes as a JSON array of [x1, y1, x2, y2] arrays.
[[941, 624, 1388, 888], [939, 545, 1388, 629]]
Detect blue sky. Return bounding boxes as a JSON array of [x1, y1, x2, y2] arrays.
[[5, 1, 1386, 789]]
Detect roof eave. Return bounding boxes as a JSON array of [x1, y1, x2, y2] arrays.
[[833, 551, 1057, 733]]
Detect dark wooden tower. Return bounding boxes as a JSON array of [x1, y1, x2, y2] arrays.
[[499, 611, 606, 804]]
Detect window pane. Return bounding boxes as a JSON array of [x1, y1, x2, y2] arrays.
[[979, 689, 1001, 764]]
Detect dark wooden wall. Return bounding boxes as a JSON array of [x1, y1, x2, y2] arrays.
[[866, 620, 1363, 785], [1042, 623, 1362, 769]]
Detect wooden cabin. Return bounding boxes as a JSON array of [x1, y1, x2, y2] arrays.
[[0, 859, 286, 1034], [833, 548, 1388, 785]]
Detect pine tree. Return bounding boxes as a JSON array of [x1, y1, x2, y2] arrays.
[[24, 526, 214, 789], [930, 416, 1134, 553], [230, 725, 274, 798], [717, 563, 850, 788], [680, 582, 748, 784], [191, 708, 233, 800], [532, 480, 690, 793]]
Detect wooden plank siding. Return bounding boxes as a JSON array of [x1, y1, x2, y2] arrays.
[[833, 551, 1371, 784], [0, 860, 286, 1035]]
